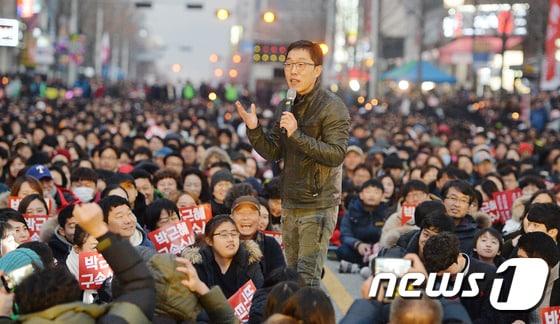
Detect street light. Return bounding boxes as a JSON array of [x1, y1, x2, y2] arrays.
[[262, 11, 276, 23], [171, 63, 182, 73], [319, 43, 329, 55], [443, 0, 464, 8], [215, 8, 230, 21], [209, 54, 219, 63]]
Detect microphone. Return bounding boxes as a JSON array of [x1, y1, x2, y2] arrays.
[[281, 88, 297, 135]]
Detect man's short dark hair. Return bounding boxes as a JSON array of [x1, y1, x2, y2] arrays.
[[164, 152, 184, 165], [57, 204, 75, 228], [441, 180, 476, 204], [286, 40, 323, 66], [133, 146, 152, 160], [360, 179, 384, 192], [131, 169, 152, 181], [401, 180, 429, 199], [437, 166, 469, 182], [526, 203, 560, 241], [70, 167, 99, 183], [519, 175, 546, 190], [354, 164, 373, 177], [498, 166, 517, 179], [423, 232, 460, 273], [518, 232, 559, 267], [99, 196, 130, 223], [419, 209, 454, 234]]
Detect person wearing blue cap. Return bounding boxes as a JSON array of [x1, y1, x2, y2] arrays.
[[25, 165, 55, 199]]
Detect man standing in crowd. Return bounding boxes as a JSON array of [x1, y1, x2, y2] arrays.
[[236, 40, 350, 287]]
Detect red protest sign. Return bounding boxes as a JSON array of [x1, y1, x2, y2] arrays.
[[492, 188, 523, 224], [8, 196, 21, 210], [540, 306, 560, 324], [480, 200, 499, 224], [401, 204, 415, 225], [78, 252, 113, 290], [263, 230, 283, 250], [23, 214, 48, 241], [148, 221, 196, 255], [228, 280, 257, 323], [8, 196, 52, 213], [179, 204, 212, 235]]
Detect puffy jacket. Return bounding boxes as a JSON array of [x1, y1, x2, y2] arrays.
[[146, 253, 238, 324], [247, 83, 350, 209], [182, 240, 264, 298], [6, 232, 155, 324], [340, 198, 387, 249]]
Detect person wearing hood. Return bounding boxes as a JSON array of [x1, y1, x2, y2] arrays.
[[99, 195, 154, 249], [442, 180, 479, 254], [337, 179, 387, 269], [182, 215, 264, 299]]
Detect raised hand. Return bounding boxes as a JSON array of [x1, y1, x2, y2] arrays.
[[235, 101, 258, 130], [176, 257, 209, 295], [72, 203, 109, 238]]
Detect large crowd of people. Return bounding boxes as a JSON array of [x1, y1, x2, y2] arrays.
[[0, 70, 559, 323]]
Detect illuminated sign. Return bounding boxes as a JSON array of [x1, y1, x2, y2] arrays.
[[0, 19, 19, 47], [443, 3, 529, 38], [253, 43, 287, 64]]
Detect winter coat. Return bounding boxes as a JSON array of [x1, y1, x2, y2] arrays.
[[1, 232, 155, 324], [146, 253, 238, 324], [254, 231, 285, 281], [247, 83, 351, 209], [339, 198, 387, 249], [379, 195, 440, 248], [182, 240, 264, 298]]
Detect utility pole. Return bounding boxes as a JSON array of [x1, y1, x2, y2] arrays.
[[471, 0, 478, 94], [369, 0, 382, 98], [67, 0, 78, 86], [94, 2, 104, 77], [416, 0, 425, 87]]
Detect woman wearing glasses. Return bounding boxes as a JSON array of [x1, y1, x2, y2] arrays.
[[182, 215, 264, 298]]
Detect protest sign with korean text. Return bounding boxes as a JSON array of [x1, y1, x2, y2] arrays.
[[148, 221, 196, 255], [492, 188, 522, 223], [78, 252, 113, 290], [179, 204, 212, 235], [228, 280, 257, 323], [23, 214, 49, 241]]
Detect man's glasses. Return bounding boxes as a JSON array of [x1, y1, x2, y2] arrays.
[[283, 62, 316, 71]]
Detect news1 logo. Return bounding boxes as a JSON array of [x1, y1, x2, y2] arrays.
[[369, 258, 549, 311]]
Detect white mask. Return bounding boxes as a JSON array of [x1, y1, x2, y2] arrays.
[[73, 187, 95, 203]]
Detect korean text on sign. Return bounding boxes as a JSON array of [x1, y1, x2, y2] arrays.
[[23, 214, 49, 242], [179, 204, 212, 235], [78, 252, 113, 290], [228, 280, 257, 323], [148, 221, 196, 255]]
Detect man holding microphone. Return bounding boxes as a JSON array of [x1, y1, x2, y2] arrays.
[[235, 40, 350, 287]]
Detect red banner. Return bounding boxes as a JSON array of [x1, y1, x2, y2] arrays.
[[546, 0, 560, 81], [401, 204, 415, 225], [480, 200, 499, 224], [492, 188, 523, 224], [179, 204, 212, 235], [148, 221, 196, 254], [228, 280, 257, 323], [263, 230, 283, 250], [23, 214, 48, 241], [78, 252, 113, 290], [541, 306, 560, 324], [8, 196, 51, 212]]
